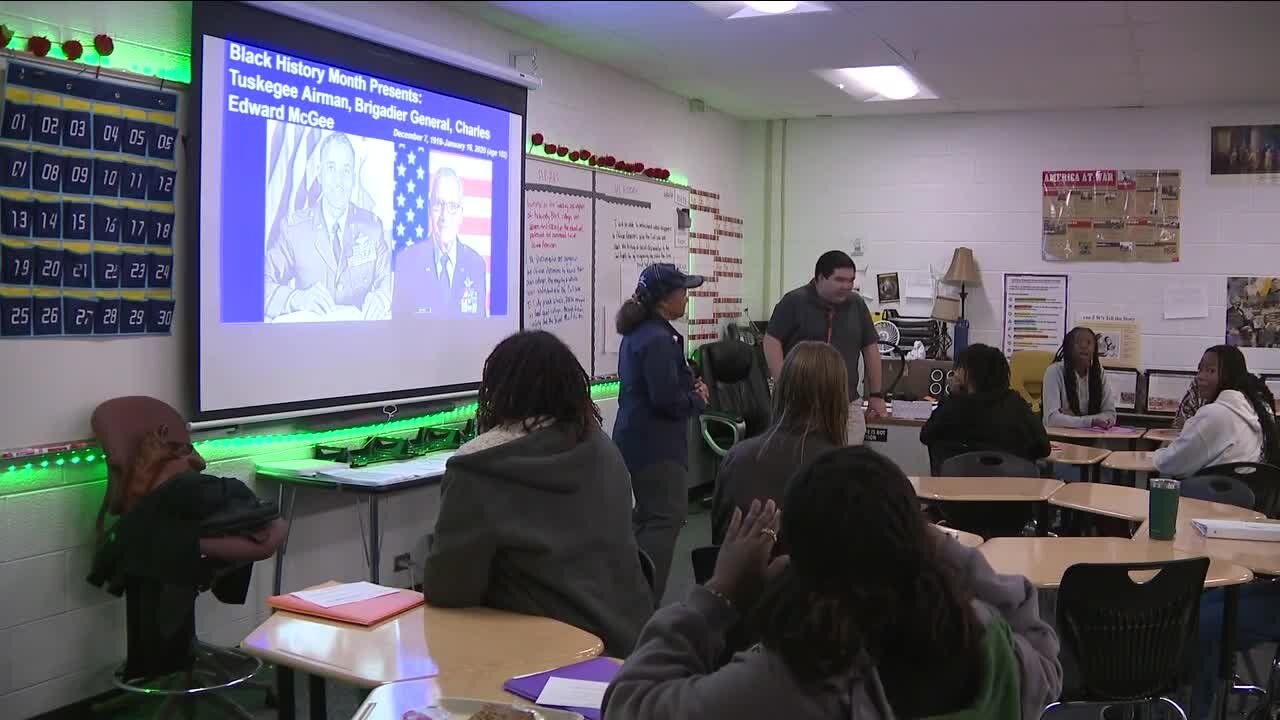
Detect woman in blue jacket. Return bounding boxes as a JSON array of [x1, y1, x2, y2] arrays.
[[614, 263, 709, 600]]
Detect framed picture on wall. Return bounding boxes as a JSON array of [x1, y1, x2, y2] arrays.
[[1211, 125, 1280, 176], [1144, 369, 1197, 415], [877, 272, 901, 304], [1104, 367, 1140, 412]]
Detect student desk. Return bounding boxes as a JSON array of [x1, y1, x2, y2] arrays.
[[352, 659, 624, 719], [1048, 441, 1111, 482], [1100, 450, 1157, 487], [1047, 483, 1264, 525], [911, 476, 1063, 502], [978, 536, 1252, 590], [1144, 427, 1180, 444], [240, 602, 603, 720], [257, 452, 454, 591], [937, 526, 985, 548], [1132, 519, 1280, 720], [1046, 426, 1146, 446]]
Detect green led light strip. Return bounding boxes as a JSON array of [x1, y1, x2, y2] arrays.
[[3, 381, 621, 476]]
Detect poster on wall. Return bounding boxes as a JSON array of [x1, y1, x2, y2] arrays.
[[1211, 125, 1280, 176], [1227, 277, 1280, 349], [1077, 313, 1141, 368], [1002, 273, 1069, 358], [0, 62, 180, 339], [1042, 169, 1180, 263]]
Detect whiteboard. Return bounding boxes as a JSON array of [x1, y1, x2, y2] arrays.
[[523, 157, 594, 373], [592, 175, 685, 376]]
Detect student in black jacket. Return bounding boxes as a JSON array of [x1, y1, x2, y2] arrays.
[[920, 343, 1051, 470]]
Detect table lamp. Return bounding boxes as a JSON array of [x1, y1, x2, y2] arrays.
[[938, 247, 981, 355]]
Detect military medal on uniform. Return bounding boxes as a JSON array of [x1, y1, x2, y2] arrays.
[[461, 276, 479, 314]]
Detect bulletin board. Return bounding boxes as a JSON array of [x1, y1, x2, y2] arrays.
[[1042, 169, 1180, 262], [0, 61, 180, 338]]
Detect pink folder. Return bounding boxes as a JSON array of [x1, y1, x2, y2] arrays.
[[268, 585, 424, 626]]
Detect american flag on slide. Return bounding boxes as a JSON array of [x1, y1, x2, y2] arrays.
[[264, 124, 382, 251], [395, 144, 494, 307]]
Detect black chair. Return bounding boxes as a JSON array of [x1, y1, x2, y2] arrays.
[[935, 451, 1041, 538], [1196, 462, 1280, 518], [691, 545, 720, 586], [1042, 557, 1210, 720], [1181, 475, 1257, 510], [695, 339, 772, 459]]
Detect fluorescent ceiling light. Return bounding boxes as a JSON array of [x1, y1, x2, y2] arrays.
[[745, 1, 798, 12], [815, 65, 937, 102], [710, 1, 831, 20], [846, 66, 918, 99]]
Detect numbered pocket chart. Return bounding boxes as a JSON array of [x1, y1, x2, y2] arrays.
[[0, 62, 179, 339]]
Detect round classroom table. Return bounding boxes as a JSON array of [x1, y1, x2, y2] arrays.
[[978, 536, 1253, 589], [911, 476, 1063, 502]]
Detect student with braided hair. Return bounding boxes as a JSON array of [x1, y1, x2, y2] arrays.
[[1042, 326, 1118, 429], [605, 447, 1062, 720]]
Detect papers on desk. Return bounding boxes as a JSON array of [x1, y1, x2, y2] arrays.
[[1192, 519, 1280, 543], [536, 678, 608, 709], [892, 400, 935, 420], [269, 581, 425, 626], [291, 581, 398, 608], [257, 452, 454, 487], [504, 657, 620, 720]]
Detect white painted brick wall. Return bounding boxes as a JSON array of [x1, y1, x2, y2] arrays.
[[780, 105, 1280, 374]]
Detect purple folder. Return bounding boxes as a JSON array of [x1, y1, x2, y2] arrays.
[[502, 657, 620, 720]]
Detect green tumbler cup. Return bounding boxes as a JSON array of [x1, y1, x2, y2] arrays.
[[1148, 478, 1181, 541]]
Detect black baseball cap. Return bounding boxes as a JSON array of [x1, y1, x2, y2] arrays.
[[637, 263, 705, 303]]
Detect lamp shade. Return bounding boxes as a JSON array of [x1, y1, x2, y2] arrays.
[[931, 295, 961, 322], [942, 247, 981, 286]]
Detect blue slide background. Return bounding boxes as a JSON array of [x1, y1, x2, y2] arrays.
[[214, 38, 515, 323]]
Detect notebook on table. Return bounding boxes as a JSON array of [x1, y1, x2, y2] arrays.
[[503, 657, 620, 720], [268, 581, 424, 626], [1191, 518, 1280, 543]]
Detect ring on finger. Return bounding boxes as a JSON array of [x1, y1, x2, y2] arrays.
[[761, 528, 778, 542]]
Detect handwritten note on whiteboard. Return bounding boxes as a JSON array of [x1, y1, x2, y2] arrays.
[[525, 157, 594, 373]]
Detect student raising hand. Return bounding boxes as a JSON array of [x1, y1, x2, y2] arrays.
[[706, 500, 789, 609]]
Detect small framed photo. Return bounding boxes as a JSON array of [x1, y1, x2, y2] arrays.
[[877, 272, 901, 304]]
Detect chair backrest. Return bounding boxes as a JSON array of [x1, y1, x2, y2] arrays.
[[1009, 350, 1055, 411], [1057, 557, 1209, 701], [1180, 475, 1257, 510], [701, 340, 771, 438], [691, 545, 720, 586], [91, 396, 206, 520], [940, 451, 1040, 479], [1196, 462, 1280, 518]]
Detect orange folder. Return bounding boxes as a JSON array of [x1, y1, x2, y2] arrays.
[[268, 583, 424, 626]]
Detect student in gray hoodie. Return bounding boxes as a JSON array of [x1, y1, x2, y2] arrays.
[[605, 447, 1062, 720], [422, 331, 654, 657]]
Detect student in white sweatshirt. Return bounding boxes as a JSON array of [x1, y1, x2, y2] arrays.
[[1154, 344, 1279, 478], [1042, 326, 1117, 428]]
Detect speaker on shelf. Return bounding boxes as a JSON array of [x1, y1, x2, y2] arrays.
[[883, 358, 955, 401]]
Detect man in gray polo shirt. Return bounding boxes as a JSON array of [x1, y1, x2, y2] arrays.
[[764, 251, 887, 445]]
